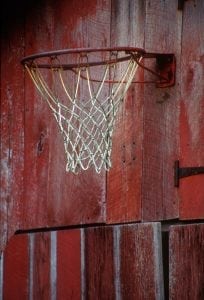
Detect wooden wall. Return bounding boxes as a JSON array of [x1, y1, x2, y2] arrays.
[[0, 0, 204, 298]]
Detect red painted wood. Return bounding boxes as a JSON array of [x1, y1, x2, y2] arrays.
[[57, 230, 81, 299], [142, 0, 180, 220], [84, 226, 115, 299], [120, 223, 164, 299], [22, 0, 108, 230], [169, 224, 204, 299], [3, 235, 29, 300], [107, 0, 145, 223], [0, 6, 25, 251], [23, 1, 55, 229], [84, 223, 164, 298], [33, 232, 51, 299], [179, 0, 204, 219]]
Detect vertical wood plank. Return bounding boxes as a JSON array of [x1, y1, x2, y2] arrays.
[[84, 226, 115, 299], [32, 232, 51, 300], [142, 0, 181, 220], [169, 224, 204, 299], [3, 235, 29, 300], [179, 0, 204, 219], [0, 4, 25, 251], [23, 1, 55, 228], [107, 0, 145, 223], [57, 230, 81, 300], [120, 223, 164, 299]]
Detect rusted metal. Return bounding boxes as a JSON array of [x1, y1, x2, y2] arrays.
[[21, 47, 176, 87], [178, 0, 188, 10], [174, 160, 204, 187]]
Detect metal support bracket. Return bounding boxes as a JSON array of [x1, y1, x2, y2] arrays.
[[174, 160, 204, 187], [136, 53, 176, 88], [156, 54, 176, 88], [178, 0, 188, 10]]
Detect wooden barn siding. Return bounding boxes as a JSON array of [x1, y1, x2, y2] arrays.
[[107, 0, 145, 223], [0, 0, 111, 251], [169, 224, 204, 299], [179, 0, 204, 219], [0, 0, 204, 248], [1, 223, 163, 299], [141, 0, 181, 221]]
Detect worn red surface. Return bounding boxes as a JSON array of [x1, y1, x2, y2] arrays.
[[57, 230, 81, 299], [33, 233, 51, 299], [107, 0, 144, 223], [169, 224, 204, 299], [141, 0, 179, 221], [0, 0, 110, 251], [119, 223, 163, 299], [84, 226, 115, 299], [179, 0, 204, 219], [3, 235, 29, 300]]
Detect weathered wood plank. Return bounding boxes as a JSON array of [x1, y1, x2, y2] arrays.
[[142, 0, 181, 220], [0, 4, 25, 251], [3, 235, 29, 300], [23, 1, 55, 229], [179, 0, 204, 219], [120, 223, 164, 299], [169, 224, 204, 299], [32, 232, 51, 299], [84, 226, 115, 299], [107, 0, 145, 223], [57, 230, 81, 299]]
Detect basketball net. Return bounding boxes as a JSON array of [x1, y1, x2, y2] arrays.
[[25, 51, 141, 173]]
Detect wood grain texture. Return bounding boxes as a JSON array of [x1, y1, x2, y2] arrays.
[[44, 0, 110, 226], [57, 230, 81, 300], [84, 226, 115, 299], [33, 232, 51, 299], [179, 0, 204, 219], [84, 223, 164, 299], [169, 224, 204, 299], [142, 0, 181, 220], [0, 0, 111, 251], [120, 223, 164, 299], [3, 235, 29, 300], [0, 4, 25, 251], [107, 0, 145, 223]]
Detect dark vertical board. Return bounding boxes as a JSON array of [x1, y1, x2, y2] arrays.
[[120, 223, 164, 299], [33, 232, 51, 299], [3, 235, 29, 300], [179, 0, 204, 219], [169, 224, 204, 299], [107, 0, 145, 223], [84, 227, 115, 299], [0, 5, 25, 251], [57, 230, 81, 299], [142, 0, 181, 220]]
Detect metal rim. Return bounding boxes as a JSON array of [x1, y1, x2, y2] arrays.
[[21, 46, 146, 69]]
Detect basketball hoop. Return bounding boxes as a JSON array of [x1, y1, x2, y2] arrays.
[[21, 47, 175, 174]]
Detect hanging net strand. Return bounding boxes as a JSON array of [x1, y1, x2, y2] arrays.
[[22, 48, 143, 174]]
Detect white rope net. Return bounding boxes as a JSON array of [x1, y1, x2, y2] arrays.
[[25, 52, 140, 173]]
